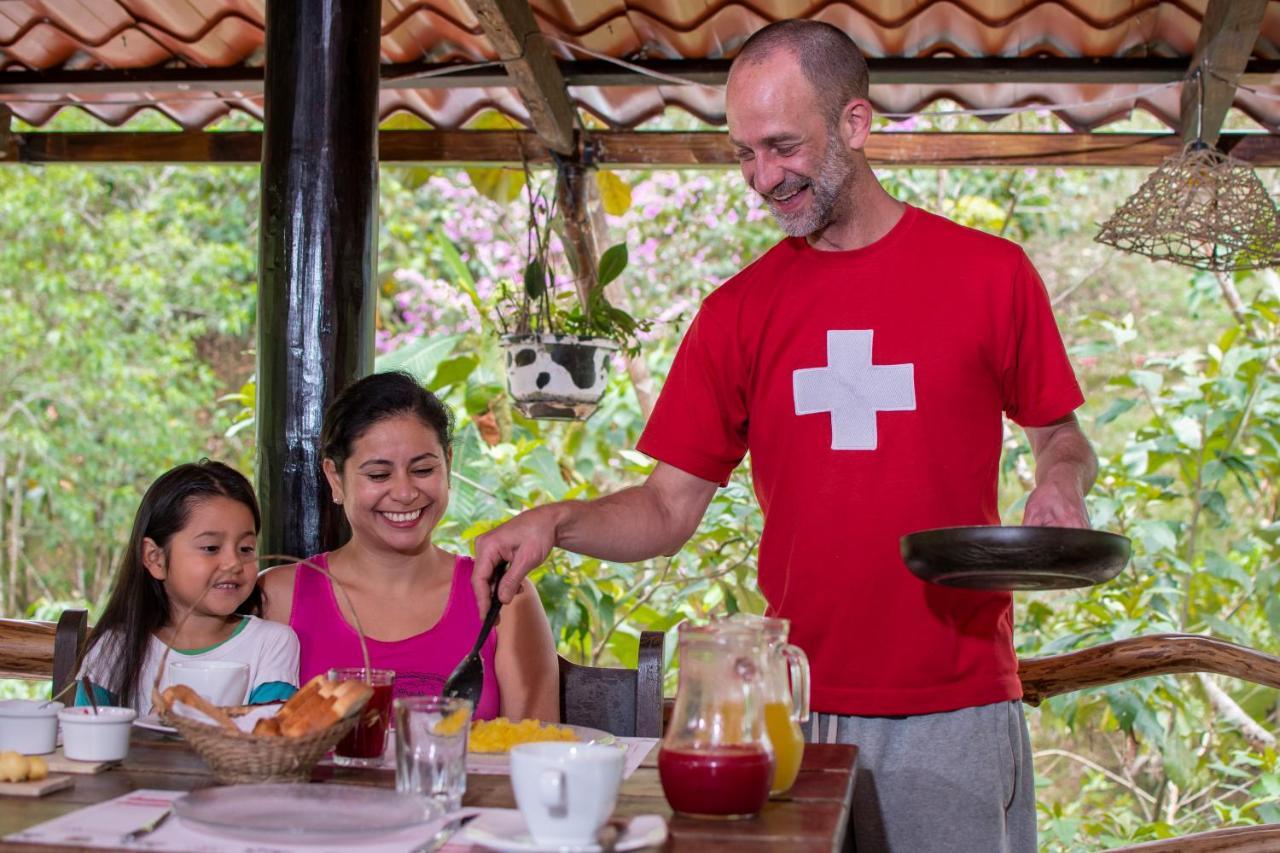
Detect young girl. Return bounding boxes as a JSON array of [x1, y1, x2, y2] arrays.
[[77, 461, 299, 713], [261, 371, 559, 721]]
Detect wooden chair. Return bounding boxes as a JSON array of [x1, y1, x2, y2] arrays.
[[559, 630, 664, 737], [1019, 634, 1280, 852], [0, 609, 89, 701]]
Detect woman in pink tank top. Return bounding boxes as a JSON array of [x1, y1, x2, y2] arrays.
[[261, 373, 559, 722]]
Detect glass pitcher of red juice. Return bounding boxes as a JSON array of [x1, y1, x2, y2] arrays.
[[725, 614, 810, 795], [658, 622, 775, 819]]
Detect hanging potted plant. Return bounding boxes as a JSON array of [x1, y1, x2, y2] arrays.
[[494, 171, 647, 421]]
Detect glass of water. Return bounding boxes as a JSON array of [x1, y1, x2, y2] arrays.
[[393, 695, 472, 812]]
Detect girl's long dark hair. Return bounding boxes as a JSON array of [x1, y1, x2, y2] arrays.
[[83, 460, 262, 708]]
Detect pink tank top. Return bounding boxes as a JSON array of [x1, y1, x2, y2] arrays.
[[289, 553, 500, 720]]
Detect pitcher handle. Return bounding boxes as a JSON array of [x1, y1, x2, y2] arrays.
[[781, 643, 810, 723]]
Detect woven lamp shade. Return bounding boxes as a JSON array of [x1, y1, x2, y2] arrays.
[[1095, 144, 1280, 271]]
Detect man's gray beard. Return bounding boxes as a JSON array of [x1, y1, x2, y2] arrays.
[[765, 136, 855, 238]]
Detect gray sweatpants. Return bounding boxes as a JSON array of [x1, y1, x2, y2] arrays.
[[803, 701, 1036, 853]]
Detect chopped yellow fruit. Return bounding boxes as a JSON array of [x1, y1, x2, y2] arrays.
[[433, 707, 470, 736], [469, 717, 578, 753], [26, 756, 47, 781]]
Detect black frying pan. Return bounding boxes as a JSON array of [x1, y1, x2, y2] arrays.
[[900, 526, 1131, 591]]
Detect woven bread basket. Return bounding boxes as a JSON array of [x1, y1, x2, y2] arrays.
[[162, 700, 364, 784], [152, 555, 376, 784]]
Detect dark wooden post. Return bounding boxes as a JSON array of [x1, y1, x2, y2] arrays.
[[256, 0, 379, 559]]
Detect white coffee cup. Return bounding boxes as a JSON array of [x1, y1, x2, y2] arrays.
[[165, 660, 250, 706], [509, 742, 625, 846]]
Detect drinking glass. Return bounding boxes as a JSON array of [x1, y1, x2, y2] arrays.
[[394, 695, 472, 812], [329, 667, 395, 768]]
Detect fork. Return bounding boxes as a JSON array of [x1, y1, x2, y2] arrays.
[[119, 807, 172, 844], [412, 812, 478, 853]]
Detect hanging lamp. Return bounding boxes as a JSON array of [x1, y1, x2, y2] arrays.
[[1095, 68, 1280, 271]]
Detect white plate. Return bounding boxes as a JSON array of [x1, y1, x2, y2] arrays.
[[132, 714, 177, 735], [467, 725, 614, 771], [174, 783, 441, 844], [463, 811, 667, 853]]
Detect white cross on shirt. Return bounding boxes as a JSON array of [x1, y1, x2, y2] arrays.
[[793, 330, 916, 450]]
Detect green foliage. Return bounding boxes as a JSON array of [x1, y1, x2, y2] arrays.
[[0, 162, 258, 607], [1017, 278, 1280, 850], [6, 141, 1280, 850]]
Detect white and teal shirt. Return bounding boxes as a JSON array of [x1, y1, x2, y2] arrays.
[[76, 616, 299, 713]]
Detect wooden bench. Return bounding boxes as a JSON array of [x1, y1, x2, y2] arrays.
[[0, 609, 88, 702]]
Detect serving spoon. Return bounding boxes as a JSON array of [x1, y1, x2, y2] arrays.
[[441, 561, 507, 707]]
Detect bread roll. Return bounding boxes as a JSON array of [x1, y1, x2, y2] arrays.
[[162, 684, 240, 733]]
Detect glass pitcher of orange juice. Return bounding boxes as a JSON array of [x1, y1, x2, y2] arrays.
[[658, 622, 775, 819], [726, 614, 810, 795]]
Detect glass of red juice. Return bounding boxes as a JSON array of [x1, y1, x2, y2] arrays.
[[329, 667, 395, 768]]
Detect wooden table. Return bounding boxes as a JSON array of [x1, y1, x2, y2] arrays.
[[0, 732, 856, 852]]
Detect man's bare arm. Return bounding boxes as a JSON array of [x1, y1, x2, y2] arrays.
[[1023, 413, 1097, 528], [472, 462, 719, 604]]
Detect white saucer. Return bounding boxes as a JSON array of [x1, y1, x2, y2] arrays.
[[133, 714, 177, 735], [462, 811, 667, 852]]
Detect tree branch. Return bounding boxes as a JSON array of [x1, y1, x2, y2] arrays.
[[1197, 672, 1276, 751]]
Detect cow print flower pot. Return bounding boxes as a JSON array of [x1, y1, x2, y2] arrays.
[[500, 334, 619, 420]]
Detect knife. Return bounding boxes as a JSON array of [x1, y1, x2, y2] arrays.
[[415, 812, 478, 853], [119, 806, 172, 844]]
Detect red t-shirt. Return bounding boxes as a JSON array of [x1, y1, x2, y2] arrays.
[[636, 205, 1084, 716]]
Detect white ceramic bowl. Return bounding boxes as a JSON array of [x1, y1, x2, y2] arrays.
[[58, 706, 137, 761], [0, 699, 62, 755]]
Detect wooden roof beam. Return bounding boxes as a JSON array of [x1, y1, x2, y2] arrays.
[[1180, 0, 1268, 146], [6, 130, 1280, 168], [465, 0, 576, 155]]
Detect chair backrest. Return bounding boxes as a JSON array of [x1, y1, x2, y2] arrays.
[[558, 630, 664, 737], [0, 609, 88, 701]]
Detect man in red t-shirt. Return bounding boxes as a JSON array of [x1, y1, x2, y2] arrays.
[[475, 20, 1096, 853]]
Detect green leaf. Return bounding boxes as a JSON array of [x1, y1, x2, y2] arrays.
[[430, 354, 479, 391], [433, 230, 483, 316], [464, 382, 503, 417], [1203, 550, 1251, 588], [1096, 397, 1136, 426], [375, 334, 461, 384], [596, 243, 628, 288], [524, 259, 546, 301], [1132, 520, 1178, 554], [523, 445, 568, 500], [1130, 369, 1164, 394]]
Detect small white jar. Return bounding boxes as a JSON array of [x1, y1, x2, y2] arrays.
[[0, 700, 63, 755], [58, 706, 137, 761]]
